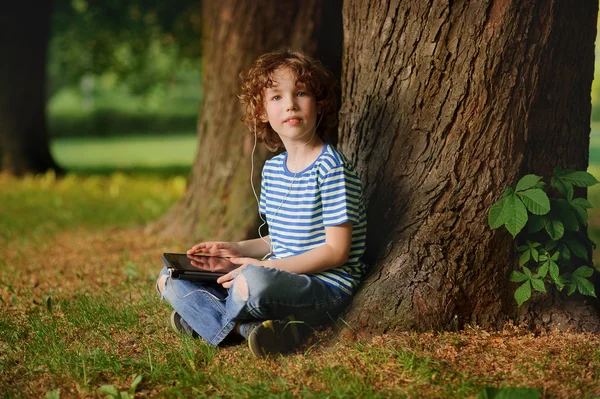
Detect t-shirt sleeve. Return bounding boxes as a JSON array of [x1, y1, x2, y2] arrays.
[[259, 168, 267, 216], [320, 164, 363, 226]]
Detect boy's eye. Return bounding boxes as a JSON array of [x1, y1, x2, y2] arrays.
[[271, 95, 281, 101], [297, 92, 307, 97]]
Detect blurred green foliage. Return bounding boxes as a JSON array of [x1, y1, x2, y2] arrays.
[[48, 0, 202, 138], [49, 0, 202, 96]]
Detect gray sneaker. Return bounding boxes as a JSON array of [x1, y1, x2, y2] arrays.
[[247, 316, 301, 357], [169, 311, 198, 338]]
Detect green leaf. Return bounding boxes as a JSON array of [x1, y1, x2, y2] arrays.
[[549, 260, 560, 280], [573, 276, 597, 297], [528, 214, 547, 233], [561, 171, 599, 187], [566, 283, 577, 296], [545, 219, 564, 240], [537, 262, 549, 278], [545, 240, 557, 251], [517, 189, 550, 215], [551, 176, 574, 200], [560, 244, 571, 263], [563, 235, 589, 261], [523, 266, 533, 278], [488, 197, 509, 229], [45, 390, 61, 399], [98, 385, 120, 396], [130, 374, 143, 393], [503, 186, 515, 197], [570, 203, 588, 225], [571, 197, 593, 209], [555, 275, 568, 290], [519, 250, 531, 266], [550, 251, 560, 261], [517, 245, 529, 252], [504, 194, 529, 238], [478, 386, 541, 399], [531, 247, 539, 262], [531, 278, 546, 292], [510, 270, 529, 283], [515, 281, 532, 307], [572, 266, 594, 278], [515, 174, 543, 192], [552, 199, 579, 231]]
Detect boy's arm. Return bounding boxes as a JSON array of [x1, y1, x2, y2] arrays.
[[230, 223, 352, 274], [236, 236, 271, 258]]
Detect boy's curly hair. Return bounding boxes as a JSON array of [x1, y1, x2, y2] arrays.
[[239, 50, 338, 152]]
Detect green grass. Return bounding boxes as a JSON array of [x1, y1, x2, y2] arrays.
[[50, 134, 197, 169], [0, 171, 186, 244], [1, 136, 600, 397]]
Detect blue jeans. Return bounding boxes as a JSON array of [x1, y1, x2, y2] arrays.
[[157, 264, 351, 346]]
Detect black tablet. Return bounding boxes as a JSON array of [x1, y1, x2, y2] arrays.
[[162, 253, 239, 282]]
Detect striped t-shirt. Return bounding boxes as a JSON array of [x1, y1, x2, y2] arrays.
[[259, 142, 368, 295]]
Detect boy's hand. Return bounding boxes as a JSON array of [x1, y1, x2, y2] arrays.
[[217, 257, 265, 288], [187, 242, 242, 257]]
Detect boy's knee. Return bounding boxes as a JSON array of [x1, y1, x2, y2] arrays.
[[238, 266, 277, 299], [233, 274, 249, 301], [157, 274, 168, 294]]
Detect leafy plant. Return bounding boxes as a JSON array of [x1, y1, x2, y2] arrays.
[[98, 374, 142, 399], [488, 167, 598, 306]]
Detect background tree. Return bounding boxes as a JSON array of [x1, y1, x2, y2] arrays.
[[153, 0, 343, 240], [339, 0, 599, 333], [0, 3, 60, 175], [48, 0, 201, 97], [48, 1, 203, 138]]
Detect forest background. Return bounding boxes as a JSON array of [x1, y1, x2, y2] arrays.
[[2, 1, 600, 398]]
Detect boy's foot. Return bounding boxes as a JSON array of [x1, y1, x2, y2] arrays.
[[247, 316, 301, 358], [169, 311, 198, 338]]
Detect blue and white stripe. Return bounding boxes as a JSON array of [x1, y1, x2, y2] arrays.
[[259, 143, 368, 295]]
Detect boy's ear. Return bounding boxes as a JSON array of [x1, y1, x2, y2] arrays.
[[260, 113, 269, 123]]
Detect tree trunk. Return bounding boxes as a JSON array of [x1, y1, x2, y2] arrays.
[[339, 0, 599, 333], [0, 3, 61, 175], [152, 0, 343, 241]]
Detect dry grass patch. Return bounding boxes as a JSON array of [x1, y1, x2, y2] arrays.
[[1, 228, 599, 398]]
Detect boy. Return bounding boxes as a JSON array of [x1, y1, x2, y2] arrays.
[[157, 51, 367, 357]]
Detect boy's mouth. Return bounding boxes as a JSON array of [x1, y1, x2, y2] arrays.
[[283, 116, 301, 125]]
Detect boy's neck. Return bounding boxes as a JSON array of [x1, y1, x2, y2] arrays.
[[284, 136, 325, 173]]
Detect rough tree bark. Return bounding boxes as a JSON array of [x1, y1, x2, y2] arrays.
[[152, 0, 342, 241], [339, 0, 599, 333], [0, 3, 61, 175]]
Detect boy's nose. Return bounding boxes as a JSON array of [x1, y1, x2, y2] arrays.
[[286, 98, 298, 111]]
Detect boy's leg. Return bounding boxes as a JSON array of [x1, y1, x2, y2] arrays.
[[224, 265, 351, 356], [157, 266, 236, 346], [226, 265, 351, 331]]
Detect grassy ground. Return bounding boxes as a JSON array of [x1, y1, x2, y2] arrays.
[[1, 137, 600, 397], [50, 134, 198, 170]]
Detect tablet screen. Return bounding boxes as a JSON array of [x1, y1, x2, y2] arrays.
[[164, 253, 239, 274]]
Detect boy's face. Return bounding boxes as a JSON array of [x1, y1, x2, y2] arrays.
[[262, 67, 318, 146]]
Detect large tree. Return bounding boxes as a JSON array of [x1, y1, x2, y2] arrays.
[[339, 0, 599, 333], [163, 0, 599, 333], [153, 0, 343, 240], [0, 3, 60, 175]]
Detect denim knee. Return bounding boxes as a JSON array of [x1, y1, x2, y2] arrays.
[[239, 265, 278, 300]]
